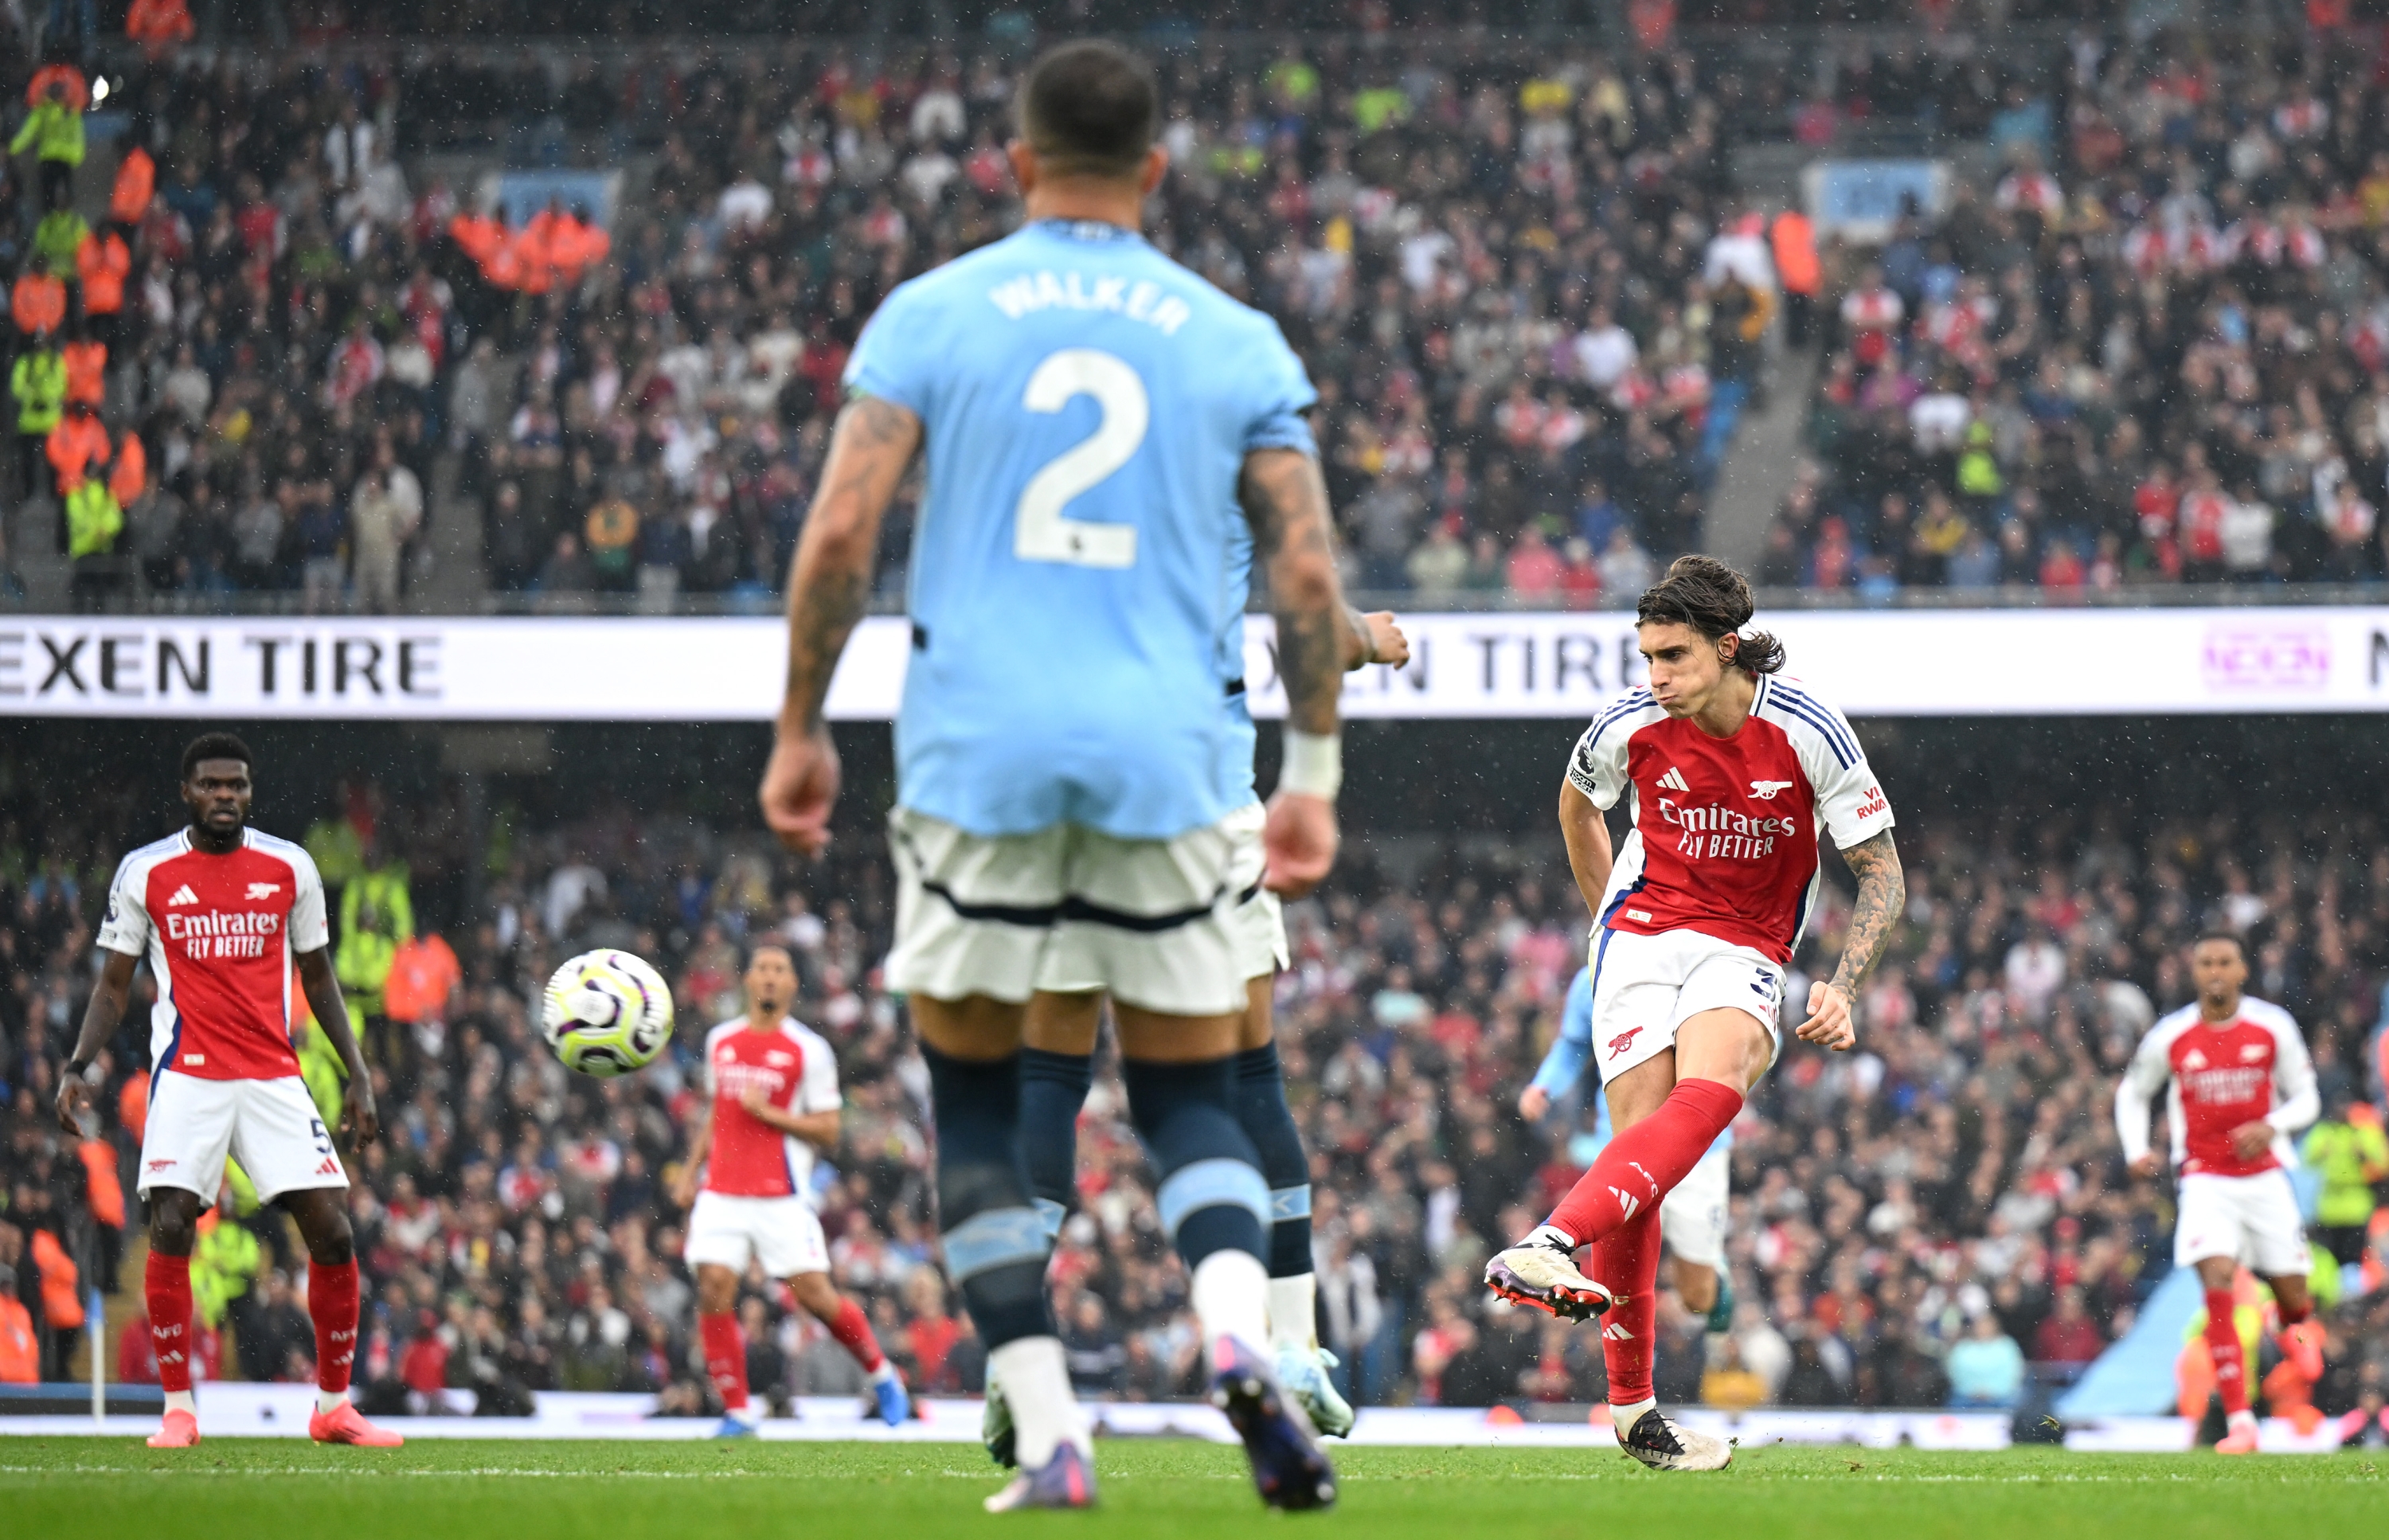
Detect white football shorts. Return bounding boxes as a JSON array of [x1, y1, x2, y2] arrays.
[[1660, 1143, 1732, 1271], [1222, 801, 1288, 981], [1588, 925, 1786, 1085], [886, 803, 1257, 1018], [2174, 1170, 2310, 1276], [139, 1071, 348, 1207], [684, 1191, 831, 1278]]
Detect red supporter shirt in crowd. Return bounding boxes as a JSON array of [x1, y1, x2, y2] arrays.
[[1566, 674, 1896, 964], [2115, 998, 2318, 1178], [702, 1017, 840, 1199], [96, 827, 329, 1081]]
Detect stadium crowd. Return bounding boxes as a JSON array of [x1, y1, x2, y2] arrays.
[[2, 765, 2385, 1421], [2, 35, 1833, 611], [1766, 32, 2389, 594]]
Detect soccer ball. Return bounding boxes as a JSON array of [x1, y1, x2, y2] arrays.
[[542, 950, 674, 1077]]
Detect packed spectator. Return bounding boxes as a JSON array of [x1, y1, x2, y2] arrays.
[[1, 37, 1811, 612], [1769, 30, 2389, 593], [4, 749, 2386, 1417]]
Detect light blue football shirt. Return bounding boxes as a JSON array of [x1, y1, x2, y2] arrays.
[[845, 219, 1315, 840]]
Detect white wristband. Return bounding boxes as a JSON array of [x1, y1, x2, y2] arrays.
[[1280, 729, 1342, 801]]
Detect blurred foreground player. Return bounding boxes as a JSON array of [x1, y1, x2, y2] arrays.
[[55, 733, 397, 1449], [2116, 932, 2324, 1454], [1484, 557, 1906, 1471], [759, 39, 1360, 1512], [671, 944, 911, 1432]]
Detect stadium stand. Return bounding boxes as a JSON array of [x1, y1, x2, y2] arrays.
[[1765, 32, 2389, 594], [3, 723, 2385, 1415], [1, 31, 2074, 612]]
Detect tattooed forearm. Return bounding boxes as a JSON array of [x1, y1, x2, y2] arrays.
[[780, 396, 921, 733], [1241, 447, 1348, 736], [1829, 830, 1906, 998]]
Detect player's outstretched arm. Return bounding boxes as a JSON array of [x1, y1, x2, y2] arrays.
[[298, 946, 377, 1145], [1797, 829, 1906, 1052], [1241, 445, 1349, 898], [763, 394, 923, 855], [55, 948, 138, 1134]]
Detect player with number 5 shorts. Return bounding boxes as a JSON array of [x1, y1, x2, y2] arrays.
[[1484, 557, 1906, 1472]]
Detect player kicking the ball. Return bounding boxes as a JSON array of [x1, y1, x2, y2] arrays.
[[2115, 932, 2323, 1454], [671, 944, 912, 1433], [1484, 557, 1906, 1472], [760, 40, 1358, 1512], [54, 733, 399, 1450], [1520, 961, 1738, 1347]]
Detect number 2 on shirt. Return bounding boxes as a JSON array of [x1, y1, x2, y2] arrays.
[[1015, 348, 1146, 569]]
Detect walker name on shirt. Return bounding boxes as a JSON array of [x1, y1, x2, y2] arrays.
[[164, 907, 282, 960], [1656, 796, 1801, 862], [985, 271, 1193, 335]]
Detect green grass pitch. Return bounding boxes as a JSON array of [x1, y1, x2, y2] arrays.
[[2, 1438, 2382, 1538]]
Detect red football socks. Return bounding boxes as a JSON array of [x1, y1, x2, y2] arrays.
[[146, 1251, 194, 1394], [700, 1311, 749, 1411], [1592, 1204, 1662, 1408], [825, 1296, 887, 1374], [2203, 1288, 2248, 1415], [1547, 1078, 1744, 1248], [308, 1258, 361, 1393]]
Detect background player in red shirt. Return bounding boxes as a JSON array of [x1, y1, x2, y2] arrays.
[[668, 944, 910, 1432], [1484, 557, 1907, 1471], [2116, 932, 2324, 1453], [54, 733, 396, 1449]]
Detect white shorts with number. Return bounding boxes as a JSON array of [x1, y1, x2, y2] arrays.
[[2174, 1170, 2310, 1276], [139, 1071, 347, 1207], [1660, 1144, 1732, 1271], [1589, 926, 1786, 1085], [886, 803, 1254, 1018], [685, 1191, 831, 1278]]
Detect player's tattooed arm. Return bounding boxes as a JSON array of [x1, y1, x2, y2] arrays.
[[764, 394, 922, 854], [1240, 446, 1347, 734], [780, 394, 923, 733], [1828, 829, 1906, 999]]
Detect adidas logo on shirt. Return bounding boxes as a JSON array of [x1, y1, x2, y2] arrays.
[[1657, 767, 1691, 793], [167, 885, 199, 906]]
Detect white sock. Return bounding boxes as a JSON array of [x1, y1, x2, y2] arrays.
[[1268, 1274, 1318, 1354], [987, 1336, 1088, 1467], [729, 1401, 763, 1427], [1613, 1395, 1657, 1429], [164, 1390, 196, 1416], [1191, 1249, 1271, 1370], [316, 1390, 348, 1414], [1528, 1223, 1578, 1251], [2227, 1409, 2258, 1434], [870, 1361, 900, 1386]]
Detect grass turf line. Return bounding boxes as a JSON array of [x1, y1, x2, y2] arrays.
[[1, 1437, 2381, 1539]]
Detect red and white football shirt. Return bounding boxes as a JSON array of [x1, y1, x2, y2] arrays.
[[2115, 998, 2317, 1178], [1566, 674, 1895, 964], [701, 1016, 840, 1199], [96, 827, 328, 1080]]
